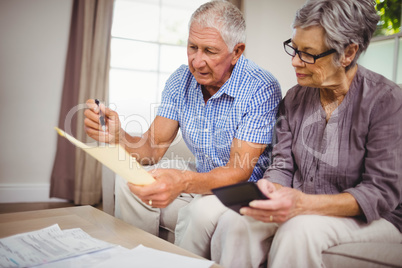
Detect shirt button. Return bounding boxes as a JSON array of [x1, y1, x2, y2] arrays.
[[310, 177, 313, 182], [205, 155, 209, 158]]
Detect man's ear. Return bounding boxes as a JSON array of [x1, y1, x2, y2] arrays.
[[342, 43, 359, 68], [231, 43, 246, 65]]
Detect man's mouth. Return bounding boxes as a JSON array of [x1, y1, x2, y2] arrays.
[[197, 71, 209, 76]]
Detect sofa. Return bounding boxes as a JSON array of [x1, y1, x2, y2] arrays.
[[102, 132, 402, 267]]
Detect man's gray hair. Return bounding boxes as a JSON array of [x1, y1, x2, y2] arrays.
[[189, 0, 246, 52], [293, 0, 380, 71]]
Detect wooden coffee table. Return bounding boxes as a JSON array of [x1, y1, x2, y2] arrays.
[[0, 205, 221, 267]]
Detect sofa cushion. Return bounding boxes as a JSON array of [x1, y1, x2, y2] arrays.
[[322, 243, 402, 268]]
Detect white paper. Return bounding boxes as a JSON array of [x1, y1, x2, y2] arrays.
[[95, 244, 215, 268], [0, 226, 214, 268], [36, 246, 131, 268], [0, 224, 115, 267]]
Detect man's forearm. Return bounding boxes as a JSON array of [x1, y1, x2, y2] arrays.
[[182, 139, 266, 194], [182, 165, 252, 194], [119, 130, 164, 165]]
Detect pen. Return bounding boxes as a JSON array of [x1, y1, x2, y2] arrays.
[[94, 99, 106, 131]]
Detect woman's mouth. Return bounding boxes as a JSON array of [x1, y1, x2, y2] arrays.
[[296, 73, 309, 78]]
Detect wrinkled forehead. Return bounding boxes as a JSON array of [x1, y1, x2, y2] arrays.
[[188, 23, 223, 43]]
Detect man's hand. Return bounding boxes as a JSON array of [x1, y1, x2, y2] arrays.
[[84, 99, 121, 144], [128, 168, 191, 208], [239, 179, 304, 223]]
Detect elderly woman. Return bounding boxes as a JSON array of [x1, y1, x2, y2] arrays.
[[210, 0, 402, 267]]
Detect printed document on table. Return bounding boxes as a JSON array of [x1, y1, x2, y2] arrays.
[[95, 244, 215, 268], [54, 127, 155, 185], [37, 246, 131, 268], [37, 244, 215, 268], [0, 224, 115, 268], [1, 224, 214, 268]]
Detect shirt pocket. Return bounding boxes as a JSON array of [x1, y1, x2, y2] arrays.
[[214, 116, 237, 147]]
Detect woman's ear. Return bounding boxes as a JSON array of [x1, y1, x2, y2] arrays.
[[342, 43, 359, 68], [231, 43, 246, 65]]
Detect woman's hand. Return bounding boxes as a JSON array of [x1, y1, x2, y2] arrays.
[[240, 179, 305, 223], [84, 99, 121, 144]]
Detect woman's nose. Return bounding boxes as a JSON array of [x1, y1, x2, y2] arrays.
[[291, 53, 305, 68]]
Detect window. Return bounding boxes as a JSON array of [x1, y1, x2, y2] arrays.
[[358, 0, 402, 84], [109, 0, 208, 134]]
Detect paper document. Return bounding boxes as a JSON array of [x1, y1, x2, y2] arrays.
[[94, 244, 215, 268], [0, 224, 115, 268], [37, 246, 131, 268], [37, 245, 215, 268], [55, 127, 155, 185], [0, 224, 214, 268]]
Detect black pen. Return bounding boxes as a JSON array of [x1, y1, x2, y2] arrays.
[[94, 99, 106, 131]]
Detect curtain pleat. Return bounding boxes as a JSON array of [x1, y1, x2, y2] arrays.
[[50, 0, 84, 201], [74, 0, 114, 205], [50, 0, 114, 205]]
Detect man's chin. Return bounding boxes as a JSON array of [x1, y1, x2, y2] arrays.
[[194, 76, 210, 85]]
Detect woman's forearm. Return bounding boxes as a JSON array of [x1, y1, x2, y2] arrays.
[[299, 192, 362, 217]]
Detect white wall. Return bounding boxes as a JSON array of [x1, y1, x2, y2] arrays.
[[244, 0, 306, 95], [0, 0, 305, 203], [0, 0, 72, 202]]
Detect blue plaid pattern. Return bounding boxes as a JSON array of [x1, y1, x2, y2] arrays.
[[157, 55, 282, 181]]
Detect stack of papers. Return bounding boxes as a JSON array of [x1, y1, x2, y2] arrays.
[[0, 224, 214, 267], [0, 224, 113, 267]]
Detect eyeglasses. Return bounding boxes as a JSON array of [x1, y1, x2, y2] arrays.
[[283, 39, 336, 64]]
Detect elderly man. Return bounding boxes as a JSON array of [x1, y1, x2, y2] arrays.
[[84, 0, 281, 258]]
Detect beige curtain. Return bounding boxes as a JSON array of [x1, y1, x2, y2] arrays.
[[74, 0, 114, 205], [50, 0, 114, 205]]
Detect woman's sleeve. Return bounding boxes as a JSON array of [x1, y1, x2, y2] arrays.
[[345, 87, 402, 222], [263, 98, 296, 187]]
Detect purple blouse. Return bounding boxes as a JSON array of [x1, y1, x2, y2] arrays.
[[264, 65, 402, 232]]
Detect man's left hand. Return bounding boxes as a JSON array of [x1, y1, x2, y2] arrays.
[[128, 168, 188, 208]]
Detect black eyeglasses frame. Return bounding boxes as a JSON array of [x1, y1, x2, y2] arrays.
[[283, 39, 336, 64]]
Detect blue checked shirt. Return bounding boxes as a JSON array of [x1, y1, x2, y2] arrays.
[[157, 55, 282, 182]]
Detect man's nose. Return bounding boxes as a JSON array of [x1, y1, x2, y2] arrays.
[[192, 51, 206, 68]]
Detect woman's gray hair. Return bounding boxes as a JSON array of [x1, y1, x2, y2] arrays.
[[293, 0, 380, 71], [189, 0, 246, 52]]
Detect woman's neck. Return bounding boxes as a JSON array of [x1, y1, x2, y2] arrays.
[[320, 64, 358, 105], [319, 65, 358, 122]]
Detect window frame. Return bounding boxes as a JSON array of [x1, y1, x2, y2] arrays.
[[369, 32, 402, 82]]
